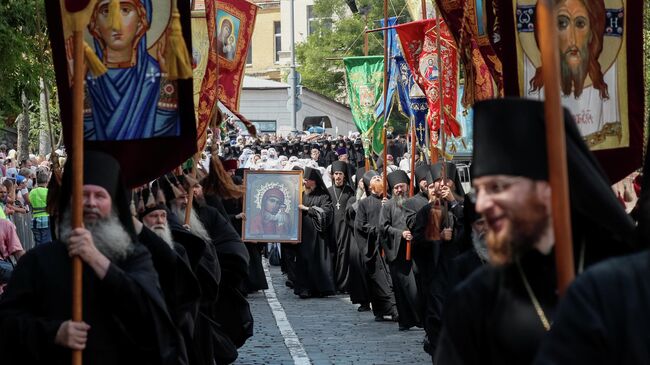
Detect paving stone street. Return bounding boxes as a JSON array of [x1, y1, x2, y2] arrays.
[[234, 260, 432, 365]]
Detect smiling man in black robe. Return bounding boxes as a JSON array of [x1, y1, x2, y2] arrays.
[[355, 171, 397, 321], [380, 170, 422, 331], [0, 151, 186, 365], [328, 161, 356, 293], [434, 99, 635, 365]]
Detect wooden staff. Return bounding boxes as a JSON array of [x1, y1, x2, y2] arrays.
[[71, 29, 85, 365], [537, 0, 574, 295], [364, 17, 371, 172], [409, 117, 416, 197], [436, 9, 445, 169], [421, 0, 427, 19], [382, 0, 389, 197]]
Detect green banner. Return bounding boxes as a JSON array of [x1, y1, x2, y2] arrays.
[[344, 56, 384, 155]]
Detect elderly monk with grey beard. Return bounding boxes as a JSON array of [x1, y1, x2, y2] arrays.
[[135, 194, 202, 365], [160, 174, 252, 363], [0, 151, 187, 365], [379, 170, 422, 332]]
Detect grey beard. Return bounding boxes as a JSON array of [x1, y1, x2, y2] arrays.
[[304, 186, 313, 195], [149, 224, 175, 249], [356, 187, 366, 201], [59, 209, 134, 262], [172, 205, 212, 244], [472, 231, 489, 262], [395, 194, 405, 207]]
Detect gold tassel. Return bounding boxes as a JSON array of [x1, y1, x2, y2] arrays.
[[164, 6, 193, 80], [107, 0, 122, 31], [156, 183, 167, 205], [130, 192, 137, 217], [623, 183, 634, 202], [137, 192, 145, 213], [145, 188, 156, 208], [184, 173, 199, 190], [84, 42, 107, 77]]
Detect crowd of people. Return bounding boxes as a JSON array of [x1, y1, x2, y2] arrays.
[[1, 98, 649, 365]]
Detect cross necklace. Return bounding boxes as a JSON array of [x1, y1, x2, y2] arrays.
[[333, 186, 343, 210]]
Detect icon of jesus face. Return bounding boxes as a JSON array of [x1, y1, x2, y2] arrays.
[[94, 0, 145, 64], [557, 0, 591, 92]]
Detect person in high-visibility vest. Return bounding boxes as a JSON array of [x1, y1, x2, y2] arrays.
[[28, 170, 51, 245]]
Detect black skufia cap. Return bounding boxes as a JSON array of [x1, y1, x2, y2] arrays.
[[472, 98, 634, 260], [331, 161, 348, 174], [387, 170, 410, 191]]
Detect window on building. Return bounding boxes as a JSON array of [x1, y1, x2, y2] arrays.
[[246, 44, 253, 65], [307, 5, 332, 36], [274, 21, 282, 63]]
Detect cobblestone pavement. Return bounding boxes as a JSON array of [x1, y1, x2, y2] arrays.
[[234, 259, 432, 365]]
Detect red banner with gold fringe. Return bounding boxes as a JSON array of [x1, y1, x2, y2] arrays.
[[396, 18, 461, 141], [198, 0, 258, 142]]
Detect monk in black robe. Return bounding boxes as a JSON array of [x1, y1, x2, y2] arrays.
[[355, 170, 398, 321], [135, 199, 204, 365], [434, 99, 635, 365], [0, 151, 186, 365], [328, 161, 355, 293], [344, 167, 372, 311], [292, 167, 336, 298], [164, 175, 253, 364], [380, 170, 422, 331]]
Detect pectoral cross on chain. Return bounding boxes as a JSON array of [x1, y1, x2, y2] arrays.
[[336, 202, 341, 210]]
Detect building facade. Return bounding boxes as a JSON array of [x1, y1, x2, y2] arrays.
[[236, 77, 355, 137]]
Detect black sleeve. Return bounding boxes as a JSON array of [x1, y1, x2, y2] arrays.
[[0, 253, 64, 363], [533, 272, 609, 365]]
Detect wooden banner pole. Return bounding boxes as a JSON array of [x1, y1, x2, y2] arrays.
[[537, 0, 574, 295], [382, 0, 389, 197], [71, 29, 85, 365]]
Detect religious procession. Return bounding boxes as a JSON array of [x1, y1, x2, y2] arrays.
[[0, 0, 648, 364]]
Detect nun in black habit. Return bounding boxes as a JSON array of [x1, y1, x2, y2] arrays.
[[292, 167, 336, 298], [354, 170, 397, 320], [0, 151, 187, 365], [434, 99, 636, 365], [328, 161, 356, 293], [379, 170, 423, 330]]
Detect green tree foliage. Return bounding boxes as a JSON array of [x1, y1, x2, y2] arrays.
[[0, 0, 54, 125], [297, 0, 410, 133]]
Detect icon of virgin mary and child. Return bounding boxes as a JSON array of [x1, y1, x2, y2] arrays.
[[82, 0, 181, 141]]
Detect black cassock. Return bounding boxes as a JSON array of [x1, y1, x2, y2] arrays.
[[328, 184, 355, 293], [138, 227, 202, 365], [220, 194, 267, 293], [534, 250, 650, 365], [290, 190, 336, 297], [379, 199, 423, 329], [345, 196, 370, 305], [0, 241, 185, 365], [194, 202, 253, 362], [435, 249, 558, 365], [354, 194, 396, 317]]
